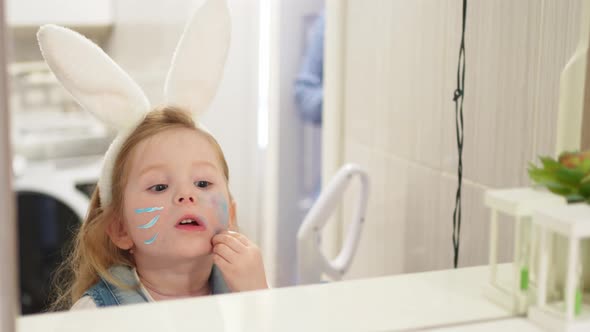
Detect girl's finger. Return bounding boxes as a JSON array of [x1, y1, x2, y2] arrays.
[[213, 243, 237, 263], [213, 253, 231, 269], [211, 234, 245, 253], [226, 231, 250, 246]]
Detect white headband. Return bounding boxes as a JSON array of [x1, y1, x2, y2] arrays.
[[37, 0, 231, 206]]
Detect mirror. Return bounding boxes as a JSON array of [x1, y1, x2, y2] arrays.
[[5, 0, 588, 330]]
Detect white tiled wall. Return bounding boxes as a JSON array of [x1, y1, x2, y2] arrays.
[[331, 0, 582, 278]]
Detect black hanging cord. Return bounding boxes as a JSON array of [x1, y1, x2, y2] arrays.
[[452, 0, 467, 269]]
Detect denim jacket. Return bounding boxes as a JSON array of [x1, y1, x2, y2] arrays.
[[84, 265, 231, 307]]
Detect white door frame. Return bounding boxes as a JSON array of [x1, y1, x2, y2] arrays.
[[0, 0, 19, 330]]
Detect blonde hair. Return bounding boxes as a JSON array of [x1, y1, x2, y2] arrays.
[[49, 106, 230, 311]]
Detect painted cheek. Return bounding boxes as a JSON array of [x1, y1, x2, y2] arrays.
[[134, 206, 164, 245], [210, 194, 229, 231]]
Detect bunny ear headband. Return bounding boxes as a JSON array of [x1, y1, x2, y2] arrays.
[[37, 0, 231, 207]]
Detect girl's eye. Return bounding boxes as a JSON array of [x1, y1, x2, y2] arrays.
[[148, 184, 168, 192], [195, 181, 211, 188]]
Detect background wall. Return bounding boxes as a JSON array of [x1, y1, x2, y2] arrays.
[[324, 0, 583, 279]]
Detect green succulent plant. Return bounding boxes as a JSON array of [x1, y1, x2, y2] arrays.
[[528, 151, 590, 203]]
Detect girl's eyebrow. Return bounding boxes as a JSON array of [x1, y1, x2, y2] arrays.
[[192, 161, 218, 170], [138, 164, 167, 177], [138, 161, 219, 177]]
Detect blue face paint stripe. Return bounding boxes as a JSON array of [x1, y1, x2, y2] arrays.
[[144, 233, 158, 245], [221, 202, 229, 226], [219, 200, 229, 227], [135, 207, 164, 214], [138, 215, 160, 229]]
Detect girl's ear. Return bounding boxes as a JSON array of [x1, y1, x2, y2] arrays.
[[106, 218, 134, 250], [228, 199, 238, 232]]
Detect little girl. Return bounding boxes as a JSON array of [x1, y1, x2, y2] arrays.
[[39, 0, 268, 310]]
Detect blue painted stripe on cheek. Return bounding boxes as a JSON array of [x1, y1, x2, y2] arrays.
[[138, 215, 160, 229], [219, 200, 229, 227], [135, 207, 164, 214], [144, 233, 158, 245]]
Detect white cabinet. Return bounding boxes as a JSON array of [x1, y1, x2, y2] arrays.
[[6, 0, 113, 26], [7, 0, 114, 61]]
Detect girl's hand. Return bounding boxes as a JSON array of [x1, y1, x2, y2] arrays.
[[211, 231, 268, 292]]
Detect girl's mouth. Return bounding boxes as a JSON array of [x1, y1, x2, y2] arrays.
[[175, 215, 207, 231]]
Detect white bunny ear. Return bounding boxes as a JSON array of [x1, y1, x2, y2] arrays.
[[37, 24, 150, 130], [164, 0, 231, 118]]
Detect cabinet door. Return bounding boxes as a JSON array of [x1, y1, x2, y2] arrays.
[[7, 0, 112, 26]]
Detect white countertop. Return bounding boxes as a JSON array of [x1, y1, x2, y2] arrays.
[[429, 318, 543, 331], [18, 265, 524, 332]]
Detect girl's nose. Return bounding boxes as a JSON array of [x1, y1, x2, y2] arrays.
[[176, 194, 196, 204]]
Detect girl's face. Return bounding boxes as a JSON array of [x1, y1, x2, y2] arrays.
[[115, 128, 234, 262]]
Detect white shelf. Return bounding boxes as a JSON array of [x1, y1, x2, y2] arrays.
[[484, 188, 566, 216], [533, 204, 590, 237], [529, 203, 590, 330]]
